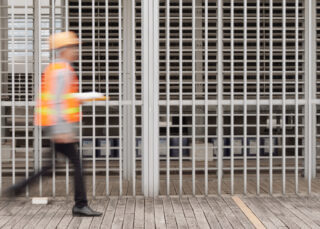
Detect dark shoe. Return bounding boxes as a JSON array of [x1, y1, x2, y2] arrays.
[[72, 205, 102, 217]]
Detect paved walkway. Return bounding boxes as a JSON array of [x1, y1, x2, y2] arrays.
[[0, 195, 319, 228]]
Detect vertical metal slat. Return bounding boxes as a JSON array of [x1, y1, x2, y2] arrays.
[[256, 0, 261, 195], [78, 0, 83, 171], [166, 0, 170, 196], [25, 0, 29, 197], [132, 0, 136, 197], [119, 0, 123, 196], [105, 0, 110, 196], [11, 2, 15, 187], [179, 0, 183, 196], [204, 0, 209, 196], [92, 0, 96, 197], [37, 0, 43, 197], [295, 0, 299, 194], [243, 0, 248, 194], [282, 0, 287, 195], [230, 0, 235, 195], [192, 0, 196, 196], [217, 0, 223, 195], [269, 0, 274, 195]]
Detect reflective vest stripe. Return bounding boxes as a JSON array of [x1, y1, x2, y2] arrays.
[[41, 93, 75, 100], [41, 93, 55, 100], [35, 107, 57, 115], [64, 107, 80, 115], [62, 93, 75, 100]]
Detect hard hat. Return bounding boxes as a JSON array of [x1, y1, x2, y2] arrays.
[[49, 31, 79, 50]]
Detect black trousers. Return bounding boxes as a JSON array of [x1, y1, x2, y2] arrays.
[[11, 142, 88, 207]]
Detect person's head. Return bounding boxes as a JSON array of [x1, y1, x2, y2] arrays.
[[57, 45, 79, 61], [49, 31, 79, 62]]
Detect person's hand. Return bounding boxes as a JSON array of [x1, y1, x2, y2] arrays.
[[53, 133, 75, 143]]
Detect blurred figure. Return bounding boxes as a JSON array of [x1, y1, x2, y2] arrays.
[[5, 31, 102, 217]]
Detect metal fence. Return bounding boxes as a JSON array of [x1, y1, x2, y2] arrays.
[[0, 0, 318, 197]]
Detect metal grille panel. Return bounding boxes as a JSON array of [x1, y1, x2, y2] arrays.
[[0, 0, 317, 197]]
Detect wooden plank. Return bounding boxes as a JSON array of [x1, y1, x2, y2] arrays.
[[170, 197, 188, 229], [258, 175, 270, 194], [123, 197, 135, 229], [162, 197, 177, 229], [154, 198, 166, 229], [239, 196, 277, 229], [0, 201, 20, 228], [0, 201, 11, 215], [169, 180, 176, 195], [180, 198, 195, 218], [24, 202, 52, 229], [258, 196, 298, 228], [247, 178, 257, 195], [95, 181, 105, 197], [172, 180, 180, 196], [278, 196, 320, 228], [45, 202, 69, 229], [213, 196, 244, 229], [222, 196, 255, 229], [125, 197, 135, 214], [12, 203, 43, 229], [180, 197, 198, 229], [260, 196, 308, 228], [56, 202, 74, 229], [123, 212, 134, 229], [89, 199, 109, 229], [182, 180, 192, 195], [0, 201, 29, 229], [111, 197, 127, 229], [67, 208, 85, 229], [231, 196, 266, 229], [134, 197, 144, 228], [144, 198, 155, 229], [188, 197, 210, 229], [35, 204, 62, 229], [294, 195, 320, 217], [110, 181, 120, 196], [196, 197, 221, 229], [100, 197, 118, 228], [195, 180, 205, 195], [206, 197, 233, 229], [122, 180, 129, 196], [207, 176, 218, 195], [159, 180, 167, 195], [0, 200, 25, 216]]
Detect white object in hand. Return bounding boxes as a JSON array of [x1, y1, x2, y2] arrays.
[[72, 92, 105, 100]]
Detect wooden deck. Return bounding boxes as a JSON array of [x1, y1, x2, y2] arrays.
[[0, 195, 320, 228]]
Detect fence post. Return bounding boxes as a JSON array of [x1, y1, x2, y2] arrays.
[[141, 0, 159, 197], [33, 0, 41, 173], [123, 0, 135, 183], [304, 0, 317, 193]]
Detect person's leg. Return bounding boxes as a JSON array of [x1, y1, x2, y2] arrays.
[[4, 157, 53, 197], [54, 142, 87, 207]]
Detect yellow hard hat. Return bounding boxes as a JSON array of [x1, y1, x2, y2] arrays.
[[49, 31, 79, 50]]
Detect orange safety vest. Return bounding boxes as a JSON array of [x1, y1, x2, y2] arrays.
[[34, 62, 80, 126]]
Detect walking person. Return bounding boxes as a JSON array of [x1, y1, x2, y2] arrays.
[[5, 31, 102, 217]]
